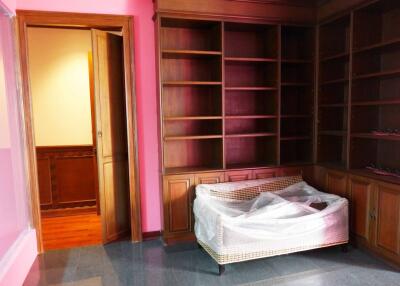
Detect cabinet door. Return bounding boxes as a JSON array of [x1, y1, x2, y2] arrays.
[[373, 182, 400, 263], [225, 170, 253, 182], [348, 175, 373, 242], [195, 172, 224, 185], [326, 170, 348, 198], [163, 174, 195, 236], [253, 168, 278, 179]]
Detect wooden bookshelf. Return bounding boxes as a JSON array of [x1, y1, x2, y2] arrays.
[[159, 17, 315, 173], [280, 25, 315, 165], [317, 14, 350, 168], [350, 0, 400, 175]]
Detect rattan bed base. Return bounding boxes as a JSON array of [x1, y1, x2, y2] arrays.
[[198, 239, 348, 266]]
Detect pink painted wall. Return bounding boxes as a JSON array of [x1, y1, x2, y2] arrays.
[[16, 0, 162, 232], [0, 5, 29, 260], [0, 0, 15, 13], [0, 5, 37, 286]]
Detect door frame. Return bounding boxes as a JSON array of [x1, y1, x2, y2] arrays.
[[16, 10, 142, 253]]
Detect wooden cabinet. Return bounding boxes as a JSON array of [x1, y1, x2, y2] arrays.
[[162, 174, 195, 241], [348, 175, 373, 242], [312, 166, 400, 267], [225, 170, 253, 182], [326, 170, 348, 198], [372, 181, 400, 265]]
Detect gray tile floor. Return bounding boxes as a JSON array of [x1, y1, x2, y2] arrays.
[[24, 239, 399, 286]]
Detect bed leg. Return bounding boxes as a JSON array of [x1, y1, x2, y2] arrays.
[[341, 244, 349, 253], [218, 264, 225, 275]]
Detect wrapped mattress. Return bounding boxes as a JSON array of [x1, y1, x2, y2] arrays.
[[193, 175, 349, 264]]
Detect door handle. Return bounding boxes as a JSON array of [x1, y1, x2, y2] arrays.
[[97, 131, 103, 138]]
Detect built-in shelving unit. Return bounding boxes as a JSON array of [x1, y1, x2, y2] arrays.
[[315, 0, 400, 184], [280, 26, 314, 165], [159, 18, 314, 174], [317, 14, 351, 169], [350, 0, 400, 179]]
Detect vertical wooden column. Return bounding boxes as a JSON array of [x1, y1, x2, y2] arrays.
[[277, 25, 282, 166]]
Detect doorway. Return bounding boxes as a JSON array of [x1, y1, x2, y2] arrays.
[[17, 11, 142, 253]]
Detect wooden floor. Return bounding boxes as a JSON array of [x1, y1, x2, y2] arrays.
[[41, 213, 102, 251]]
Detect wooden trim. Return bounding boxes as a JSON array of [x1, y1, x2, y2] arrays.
[[41, 206, 97, 218], [229, 0, 316, 7], [36, 145, 94, 153], [142, 231, 162, 240], [16, 10, 142, 253]]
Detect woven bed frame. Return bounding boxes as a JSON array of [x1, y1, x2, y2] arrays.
[[194, 175, 349, 275]]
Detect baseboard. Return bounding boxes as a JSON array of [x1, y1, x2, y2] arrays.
[[142, 231, 161, 241], [0, 228, 37, 286]]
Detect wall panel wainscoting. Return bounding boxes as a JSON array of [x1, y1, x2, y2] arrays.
[[36, 145, 99, 214]]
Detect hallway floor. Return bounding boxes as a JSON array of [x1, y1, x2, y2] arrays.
[[24, 239, 399, 286], [41, 213, 102, 250]]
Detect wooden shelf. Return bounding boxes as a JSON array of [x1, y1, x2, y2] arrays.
[[226, 162, 276, 170], [317, 162, 347, 171], [281, 114, 312, 119], [163, 81, 222, 86], [319, 103, 347, 108], [280, 161, 313, 166], [352, 99, 400, 106], [164, 135, 223, 141], [281, 82, 311, 87], [351, 133, 400, 141], [162, 49, 222, 57], [280, 136, 311, 141], [319, 130, 346, 136], [350, 169, 400, 186], [164, 116, 223, 121], [225, 86, 277, 91], [353, 69, 400, 81], [320, 51, 349, 62], [353, 37, 400, 54], [225, 57, 277, 63], [225, 132, 277, 138], [320, 78, 348, 85], [165, 166, 222, 175], [225, 115, 277, 119], [282, 58, 312, 64]]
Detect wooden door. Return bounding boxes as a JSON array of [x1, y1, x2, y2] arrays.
[[326, 170, 347, 198], [163, 174, 195, 240], [92, 30, 130, 243], [373, 182, 400, 264], [348, 175, 373, 242]]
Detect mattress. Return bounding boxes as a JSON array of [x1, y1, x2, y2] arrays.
[[193, 176, 349, 264]]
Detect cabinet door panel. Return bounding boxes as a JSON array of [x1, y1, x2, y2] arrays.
[[375, 184, 400, 255], [253, 168, 278, 179], [195, 172, 224, 185], [163, 175, 194, 234], [326, 170, 347, 197], [349, 175, 372, 241], [225, 170, 253, 182]]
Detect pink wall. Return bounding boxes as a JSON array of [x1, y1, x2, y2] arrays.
[[0, 6, 37, 286], [0, 0, 15, 13], [16, 0, 161, 232]]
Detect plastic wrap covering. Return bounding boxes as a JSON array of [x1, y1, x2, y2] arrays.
[[193, 176, 349, 263]]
